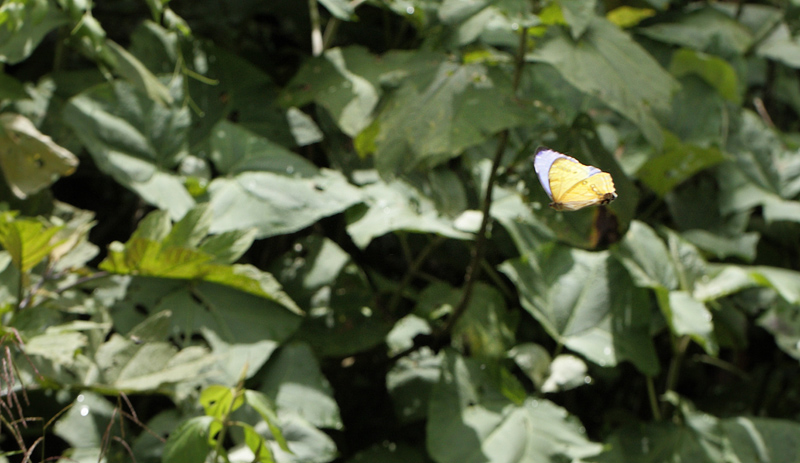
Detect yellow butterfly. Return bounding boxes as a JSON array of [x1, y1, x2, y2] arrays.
[[533, 147, 617, 211]]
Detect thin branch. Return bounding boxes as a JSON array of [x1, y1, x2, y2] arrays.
[[309, 0, 324, 56], [386, 235, 445, 313], [645, 376, 661, 421], [438, 27, 529, 338]]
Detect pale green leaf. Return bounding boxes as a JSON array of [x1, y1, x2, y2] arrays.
[[0, 1, 68, 64], [559, 0, 596, 39], [501, 247, 659, 374], [346, 177, 472, 249], [63, 79, 194, 220], [427, 351, 602, 463], [207, 169, 361, 239], [657, 290, 717, 355], [253, 343, 342, 430], [613, 221, 678, 290], [318, 0, 354, 20]]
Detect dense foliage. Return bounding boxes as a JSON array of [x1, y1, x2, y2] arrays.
[[2, 0, 800, 461]]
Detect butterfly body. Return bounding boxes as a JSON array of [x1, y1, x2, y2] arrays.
[[533, 147, 617, 211]]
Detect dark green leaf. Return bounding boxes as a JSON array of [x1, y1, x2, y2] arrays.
[[162, 416, 214, 463], [638, 7, 752, 56], [530, 18, 677, 148]]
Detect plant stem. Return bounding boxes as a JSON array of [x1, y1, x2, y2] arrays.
[[386, 235, 444, 314], [661, 335, 691, 416], [309, 0, 324, 56], [438, 27, 528, 338], [646, 376, 661, 421]]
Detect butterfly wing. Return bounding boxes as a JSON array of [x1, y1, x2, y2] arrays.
[[556, 171, 617, 211], [0, 113, 78, 199], [533, 147, 617, 211]]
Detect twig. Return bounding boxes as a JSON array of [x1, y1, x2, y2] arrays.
[[309, 0, 324, 56], [437, 27, 529, 338]]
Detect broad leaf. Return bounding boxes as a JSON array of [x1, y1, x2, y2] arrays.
[[501, 246, 659, 374], [162, 416, 215, 463], [636, 133, 726, 197], [670, 48, 741, 104], [638, 6, 752, 56], [0, 0, 68, 64], [254, 342, 342, 430], [206, 121, 362, 238], [530, 17, 677, 148], [346, 176, 472, 248], [63, 79, 194, 220], [427, 350, 603, 463], [613, 221, 678, 290], [367, 61, 539, 173]]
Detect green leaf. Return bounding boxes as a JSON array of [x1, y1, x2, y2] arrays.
[[94, 333, 215, 391], [386, 349, 441, 424], [757, 23, 800, 68], [606, 6, 655, 28], [559, 0, 596, 39], [0, 1, 68, 64], [63, 79, 194, 220], [0, 113, 79, 199], [106, 39, 173, 105], [54, 392, 116, 450], [500, 246, 659, 374], [530, 18, 677, 148], [613, 221, 678, 290], [253, 343, 342, 430], [369, 61, 538, 173], [162, 416, 214, 463], [100, 208, 301, 314], [187, 44, 294, 147], [681, 229, 759, 262], [759, 300, 800, 360], [208, 120, 318, 176], [244, 389, 291, 452], [318, 0, 355, 21], [508, 343, 551, 390], [0, 214, 63, 272], [541, 354, 588, 393], [207, 169, 361, 239], [205, 121, 362, 238], [241, 422, 276, 463], [427, 350, 603, 463], [663, 75, 727, 146], [200, 385, 244, 418], [346, 176, 472, 249], [596, 399, 800, 463], [281, 46, 379, 137], [656, 290, 717, 355], [201, 327, 278, 384], [0, 72, 28, 99], [670, 48, 741, 103], [638, 6, 752, 56]]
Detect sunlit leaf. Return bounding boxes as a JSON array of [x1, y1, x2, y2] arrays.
[[427, 350, 603, 463]]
